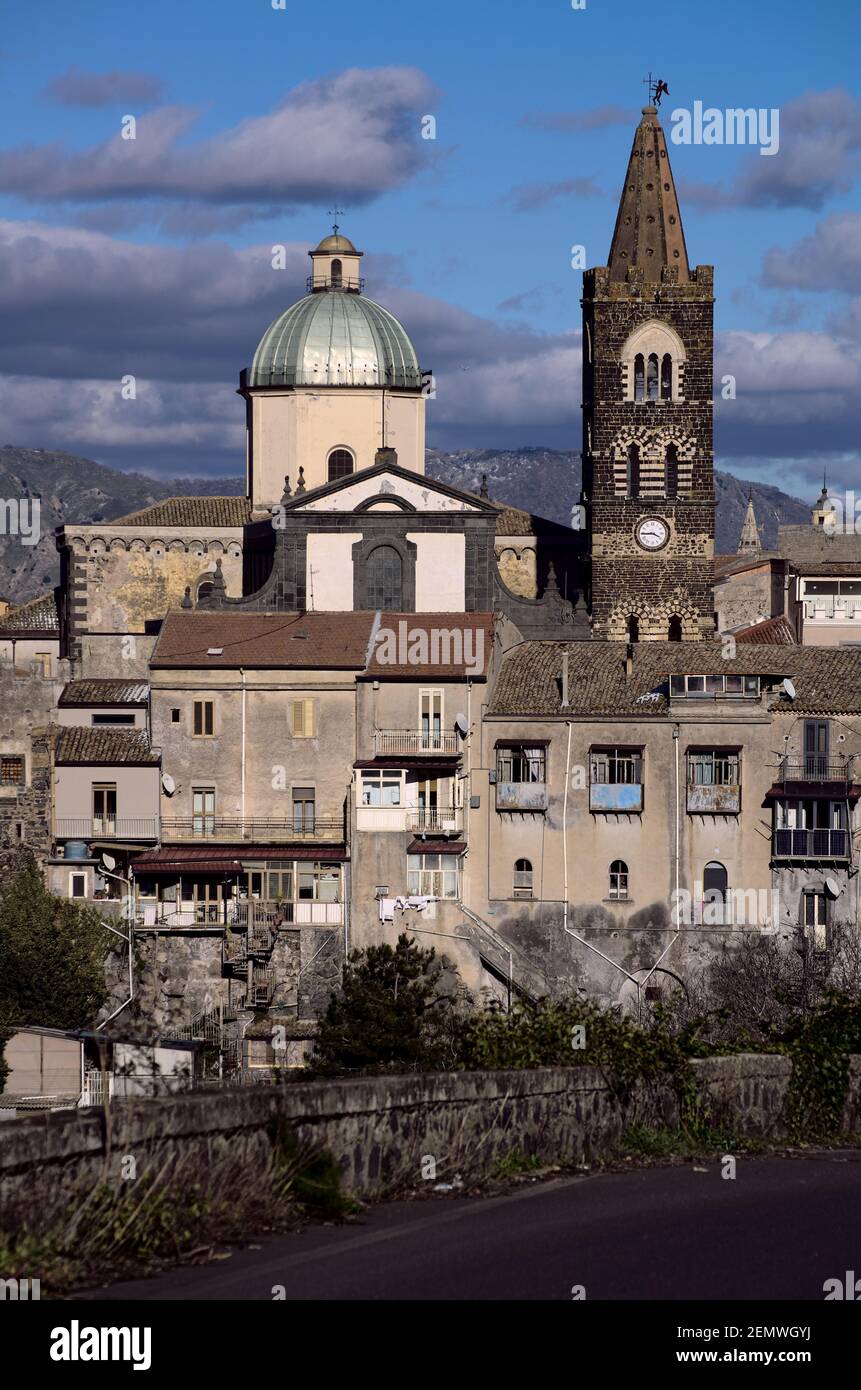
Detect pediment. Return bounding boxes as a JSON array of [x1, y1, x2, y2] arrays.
[[285, 463, 492, 516]]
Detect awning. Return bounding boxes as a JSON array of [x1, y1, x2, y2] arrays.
[[406, 840, 466, 856], [355, 757, 460, 770]]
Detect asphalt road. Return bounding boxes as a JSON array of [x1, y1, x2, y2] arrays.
[[78, 1150, 861, 1301]]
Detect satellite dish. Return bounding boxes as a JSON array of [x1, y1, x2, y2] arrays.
[[825, 877, 841, 899], [782, 678, 796, 700], [162, 772, 176, 796], [454, 713, 469, 736], [101, 853, 117, 872]]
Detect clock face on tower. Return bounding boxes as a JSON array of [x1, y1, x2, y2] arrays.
[[635, 516, 670, 551]]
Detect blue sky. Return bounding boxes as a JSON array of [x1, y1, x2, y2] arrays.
[[1, 0, 859, 498]]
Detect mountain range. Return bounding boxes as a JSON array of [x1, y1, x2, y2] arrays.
[[0, 444, 812, 606]]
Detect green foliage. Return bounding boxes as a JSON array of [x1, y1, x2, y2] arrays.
[[492, 1150, 546, 1179], [313, 933, 458, 1072], [0, 853, 113, 1030], [783, 992, 861, 1140], [269, 1115, 356, 1216]]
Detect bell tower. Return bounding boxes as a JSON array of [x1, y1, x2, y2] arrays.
[[583, 101, 715, 641]]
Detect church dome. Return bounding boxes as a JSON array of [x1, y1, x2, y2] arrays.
[[250, 288, 422, 389], [313, 231, 358, 254]]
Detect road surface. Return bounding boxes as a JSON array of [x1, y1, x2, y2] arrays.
[[77, 1150, 861, 1301]]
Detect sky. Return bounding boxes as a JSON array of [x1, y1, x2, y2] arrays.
[[0, 0, 860, 499]]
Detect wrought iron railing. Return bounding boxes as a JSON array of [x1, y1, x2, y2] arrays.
[[56, 818, 159, 839], [160, 815, 345, 842], [374, 730, 460, 757], [777, 757, 854, 785], [407, 807, 462, 833]]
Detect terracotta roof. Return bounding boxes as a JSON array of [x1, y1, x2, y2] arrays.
[[54, 727, 160, 765], [732, 616, 796, 645], [0, 593, 59, 636], [488, 640, 861, 718], [152, 611, 375, 669], [60, 679, 150, 706], [152, 611, 494, 677], [713, 553, 779, 580], [111, 496, 252, 528], [132, 845, 347, 869]]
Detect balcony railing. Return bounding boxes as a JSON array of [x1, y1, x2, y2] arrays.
[[141, 900, 344, 928], [55, 818, 159, 840], [160, 816, 345, 843], [407, 807, 463, 834], [773, 828, 850, 860], [496, 781, 548, 812], [307, 275, 364, 293], [374, 730, 460, 758], [590, 783, 644, 813], [777, 757, 854, 787], [687, 783, 741, 814]]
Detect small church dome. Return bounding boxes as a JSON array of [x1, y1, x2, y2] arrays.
[[250, 286, 422, 389], [313, 231, 359, 254]]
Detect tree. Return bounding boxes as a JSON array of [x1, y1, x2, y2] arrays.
[[313, 933, 457, 1072], [0, 853, 113, 1032]]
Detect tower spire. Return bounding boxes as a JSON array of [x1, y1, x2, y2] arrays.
[[608, 105, 690, 282], [737, 492, 761, 555]]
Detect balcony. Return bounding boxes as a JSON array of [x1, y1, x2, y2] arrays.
[[776, 757, 854, 791], [772, 828, 850, 861], [374, 730, 460, 758], [687, 783, 741, 814], [160, 815, 345, 843], [590, 783, 643, 813], [142, 900, 344, 928], [407, 807, 463, 835], [496, 782, 548, 813], [307, 275, 364, 293], [55, 817, 159, 841]]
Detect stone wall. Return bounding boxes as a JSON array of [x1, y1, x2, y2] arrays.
[[2, 1054, 856, 1215]]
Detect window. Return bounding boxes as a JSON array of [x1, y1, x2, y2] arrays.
[[702, 861, 728, 924], [420, 689, 443, 750], [292, 787, 315, 834], [496, 745, 546, 783], [0, 756, 24, 786], [407, 853, 459, 899], [803, 891, 828, 952], [646, 352, 659, 401], [298, 863, 341, 901], [69, 872, 87, 899], [35, 652, 52, 678], [192, 787, 215, 837], [590, 749, 642, 784], [665, 444, 679, 498], [196, 578, 214, 602], [669, 674, 760, 699], [513, 858, 533, 899], [92, 713, 135, 726], [266, 867, 293, 901], [803, 720, 830, 777], [668, 615, 683, 642], [660, 353, 672, 401], [634, 353, 645, 401], [609, 860, 629, 900], [193, 700, 214, 737], [626, 444, 640, 498], [92, 783, 117, 834], [688, 751, 740, 786], [327, 448, 354, 481], [330, 258, 342, 288], [291, 698, 315, 737], [366, 545, 403, 609], [171, 708, 181, 723], [361, 771, 402, 806], [627, 615, 639, 643]]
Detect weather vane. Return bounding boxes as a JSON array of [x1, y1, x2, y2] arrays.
[[642, 73, 669, 107], [327, 206, 345, 234]]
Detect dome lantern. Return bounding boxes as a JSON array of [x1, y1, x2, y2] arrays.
[[307, 224, 364, 293]]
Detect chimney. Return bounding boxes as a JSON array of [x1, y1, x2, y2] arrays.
[[375, 447, 397, 467], [625, 642, 634, 677]]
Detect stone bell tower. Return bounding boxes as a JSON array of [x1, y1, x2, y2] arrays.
[[582, 101, 715, 641]]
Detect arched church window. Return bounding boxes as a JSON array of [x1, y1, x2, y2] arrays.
[[328, 448, 354, 481], [627, 615, 639, 643], [661, 353, 672, 400], [634, 354, 645, 401], [627, 444, 640, 499], [646, 353, 659, 401], [331, 258, 342, 288], [668, 614, 682, 642], [665, 444, 679, 498], [366, 545, 403, 610], [196, 577, 214, 603]]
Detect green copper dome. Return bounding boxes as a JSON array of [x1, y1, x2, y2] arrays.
[[250, 289, 422, 389]]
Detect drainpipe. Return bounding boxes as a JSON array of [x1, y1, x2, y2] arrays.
[[240, 668, 247, 822], [562, 719, 572, 937]]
